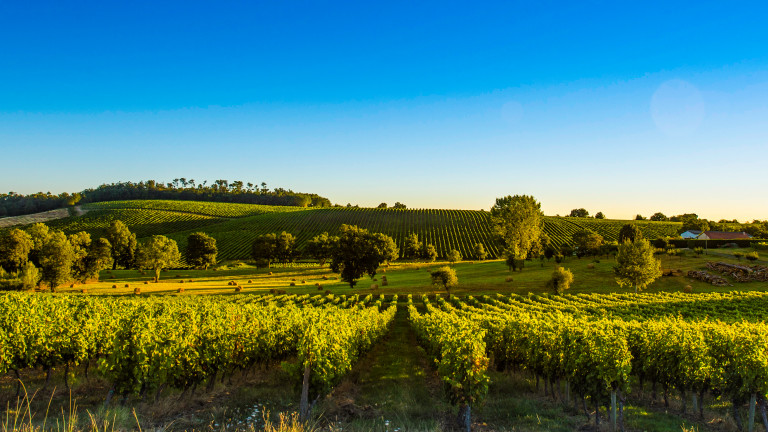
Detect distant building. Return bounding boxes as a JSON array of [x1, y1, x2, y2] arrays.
[[697, 231, 753, 240], [680, 230, 702, 239]]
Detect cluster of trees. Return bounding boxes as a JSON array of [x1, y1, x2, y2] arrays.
[[0, 179, 332, 217], [402, 234, 438, 262], [252, 225, 398, 288], [0, 221, 218, 290], [567, 208, 606, 219], [375, 202, 407, 209]]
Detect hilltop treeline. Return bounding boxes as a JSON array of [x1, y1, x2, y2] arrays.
[[0, 179, 331, 217]]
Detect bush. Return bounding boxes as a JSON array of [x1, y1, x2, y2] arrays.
[[254, 258, 271, 269], [430, 266, 458, 291], [746, 251, 759, 262], [693, 247, 704, 256], [734, 252, 745, 260], [446, 249, 462, 264], [547, 266, 574, 294], [554, 254, 564, 264]]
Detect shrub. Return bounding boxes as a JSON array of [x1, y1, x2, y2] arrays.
[[430, 266, 458, 291], [547, 266, 574, 294], [446, 249, 462, 264], [693, 247, 704, 256], [734, 252, 744, 260], [746, 251, 759, 262], [382, 278, 389, 286], [255, 259, 271, 269]]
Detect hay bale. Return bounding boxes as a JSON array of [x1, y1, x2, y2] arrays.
[[371, 284, 379, 289], [324, 290, 331, 295], [587, 263, 595, 269], [111, 284, 117, 289], [291, 278, 296, 282], [175, 275, 181, 278], [382, 280, 389, 286], [289, 282, 296, 287], [69, 283, 75, 288], [268, 272, 273, 276], [317, 285, 323, 290], [228, 280, 235, 286], [80, 288, 87, 294], [322, 276, 329, 280], [248, 279, 253, 283], [683, 285, 693, 293], [144, 281, 149, 284], [301, 280, 306, 284], [505, 277, 514, 283], [235, 286, 243, 292], [188, 279, 193, 282], [124, 284, 130, 288], [179, 280, 184, 284], [133, 287, 141, 295], [177, 287, 185, 293]]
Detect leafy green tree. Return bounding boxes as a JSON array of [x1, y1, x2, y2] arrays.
[[474, 243, 487, 260], [676, 214, 710, 233], [430, 266, 458, 291], [595, 212, 606, 219], [38, 231, 75, 291], [329, 225, 398, 288], [0, 228, 33, 272], [490, 195, 544, 260], [547, 266, 574, 294], [447, 249, 462, 264], [650, 212, 669, 221], [422, 244, 438, 262], [81, 238, 112, 282], [106, 220, 137, 270], [305, 232, 335, 266], [614, 239, 662, 293], [26, 223, 51, 266], [19, 262, 41, 290], [275, 232, 298, 266], [572, 230, 604, 257], [185, 232, 218, 269], [635, 214, 646, 220], [251, 233, 277, 267], [653, 237, 670, 249], [393, 202, 406, 209], [377, 203, 388, 208], [68, 231, 92, 282], [403, 233, 422, 259], [618, 224, 644, 243], [136, 235, 180, 282], [569, 208, 589, 218]]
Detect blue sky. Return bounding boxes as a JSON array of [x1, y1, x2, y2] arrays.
[[1, 1, 767, 220]]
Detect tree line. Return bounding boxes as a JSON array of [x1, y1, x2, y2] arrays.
[[0, 178, 332, 217], [0, 221, 218, 290]]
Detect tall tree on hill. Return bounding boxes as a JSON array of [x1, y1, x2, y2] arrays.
[[635, 214, 646, 220], [38, 231, 75, 291], [447, 249, 462, 264], [403, 233, 422, 259], [618, 224, 644, 243], [595, 212, 606, 219], [393, 202, 406, 209], [0, 228, 33, 272], [251, 233, 277, 267], [377, 203, 388, 208], [474, 243, 487, 260], [185, 232, 218, 269], [106, 220, 137, 270], [650, 212, 669, 221], [136, 235, 180, 282], [569, 208, 590, 218], [26, 223, 52, 266], [329, 225, 398, 288], [275, 232, 298, 266], [490, 195, 544, 259], [614, 239, 662, 294], [305, 232, 336, 266]]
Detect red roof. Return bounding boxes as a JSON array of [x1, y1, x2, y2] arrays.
[[701, 231, 752, 240]]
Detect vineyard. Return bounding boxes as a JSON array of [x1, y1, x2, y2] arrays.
[[409, 291, 768, 431], [0, 292, 396, 408], [14, 200, 682, 262]]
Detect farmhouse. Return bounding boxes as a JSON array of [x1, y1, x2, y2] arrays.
[[697, 231, 753, 240], [680, 230, 702, 239]]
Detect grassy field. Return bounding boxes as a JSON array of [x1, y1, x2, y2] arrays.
[[12, 199, 684, 261]]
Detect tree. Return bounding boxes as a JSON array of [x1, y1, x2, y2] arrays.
[[393, 202, 407, 209], [19, 262, 41, 290], [474, 243, 487, 260], [26, 223, 51, 266], [653, 237, 670, 249], [329, 225, 398, 288], [595, 212, 606, 219], [186, 232, 217, 269], [569, 208, 590, 218], [251, 233, 277, 267], [677, 214, 710, 233], [275, 232, 298, 266], [447, 249, 462, 264], [635, 214, 646, 220], [547, 266, 574, 294], [572, 230, 604, 257], [618, 224, 644, 243], [136, 235, 180, 282], [490, 195, 544, 260], [422, 244, 438, 262], [81, 238, 112, 282], [403, 233, 422, 259], [650, 212, 669, 222], [68, 231, 92, 282], [614, 239, 662, 293], [106, 220, 137, 270], [38, 231, 75, 291], [377, 203, 388, 209], [430, 266, 458, 291], [0, 228, 33, 272], [305, 232, 335, 266]]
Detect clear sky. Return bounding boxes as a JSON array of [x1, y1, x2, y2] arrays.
[[1, 1, 767, 221]]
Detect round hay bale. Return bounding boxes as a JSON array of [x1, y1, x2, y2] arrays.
[[133, 287, 141, 295], [111, 284, 117, 289], [188, 279, 193, 282], [144, 281, 149, 285], [587, 263, 595, 269], [301, 280, 306, 284], [683, 285, 693, 293], [80, 288, 87, 293], [177, 287, 185, 293], [371, 284, 379, 289], [322, 276, 329, 280], [505, 277, 514, 283], [289, 282, 296, 287], [324, 290, 331, 295], [179, 280, 184, 284], [124, 284, 130, 288], [235, 286, 243, 292], [175, 275, 181, 278], [291, 278, 296, 282], [268, 272, 273, 276], [248, 279, 253, 283]]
